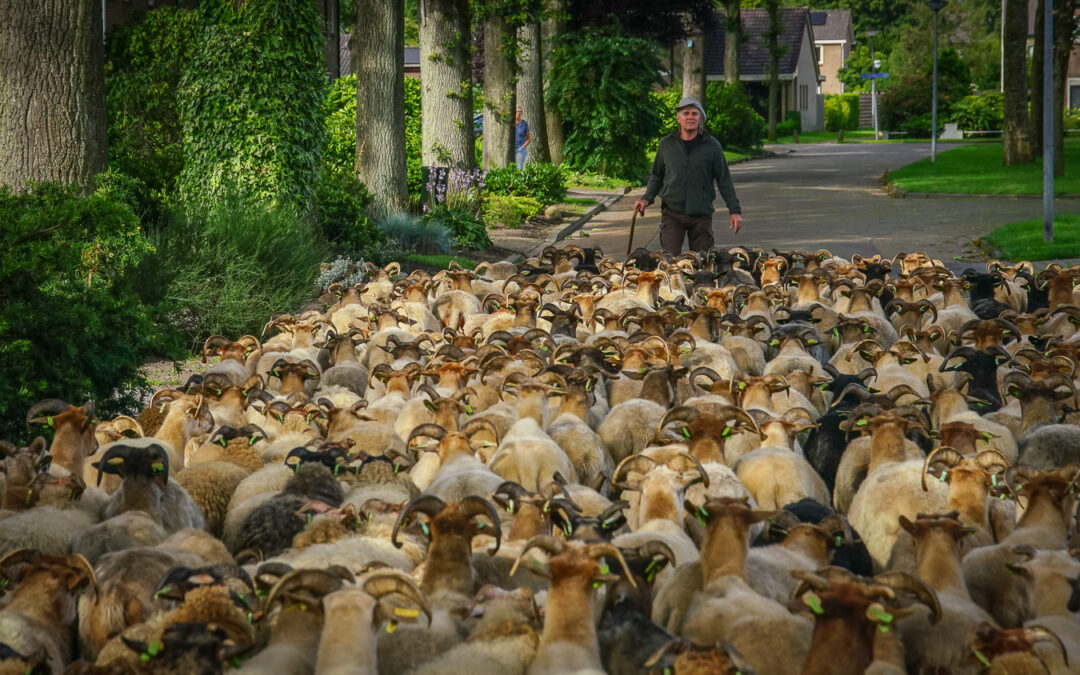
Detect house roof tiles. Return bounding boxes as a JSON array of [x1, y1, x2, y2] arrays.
[[705, 8, 809, 78], [809, 9, 853, 42]]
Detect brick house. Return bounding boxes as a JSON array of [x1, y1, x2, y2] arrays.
[[705, 8, 825, 132], [809, 10, 854, 95]]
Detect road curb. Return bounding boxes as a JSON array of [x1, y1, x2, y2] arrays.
[[553, 186, 630, 243], [879, 171, 1080, 200]]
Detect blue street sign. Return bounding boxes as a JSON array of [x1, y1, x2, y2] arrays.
[[860, 73, 889, 79]]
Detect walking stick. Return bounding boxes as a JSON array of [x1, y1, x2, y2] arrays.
[[626, 208, 638, 259]]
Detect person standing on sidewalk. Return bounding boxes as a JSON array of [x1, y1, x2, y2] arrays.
[[634, 97, 743, 255], [515, 106, 530, 170]]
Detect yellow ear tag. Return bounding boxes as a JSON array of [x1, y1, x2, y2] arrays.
[[394, 607, 420, 618], [386, 619, 399, 633]]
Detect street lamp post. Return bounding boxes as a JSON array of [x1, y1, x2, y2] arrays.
[[927, 0, 947, 162], [867, 30, 879, 140]]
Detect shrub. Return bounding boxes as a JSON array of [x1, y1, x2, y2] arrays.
[[482, 194, 543, 228], [948, 91, 1003, 131], [546, 34, 663, 179], [312, 168, 383, 255], [104, 6, 199, 224], [824, 94, 860, 132], [0, 179, 177, 441], [777, 111, 803, 137], [1066, 108, 1080, 131], [425, 206, 491, 250], [651, 82, 765, 153], [377, 213, 451, 255], [177, 0, 327, 206], [151, 190, 328, 348], [485, 163, 567, 204]]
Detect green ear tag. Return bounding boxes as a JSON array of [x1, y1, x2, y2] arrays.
[[562, 521, 573, 537], [152, 462, 164, 473], [477, 522, 486, 530], [832, 328, 839, 337], [770, 339, 779, 346], [219, 438, 228, 447], [807, 339, 819, 345], [991, 474, 997, 487], [855, 419, 868, 426], [420, 521, 430, 537], [507, 499, 515, 513], [593, 581, 602, 588], [681, 346, 691, 355], [247, 611, 254, 623], [869, 607, 893, 623], [249, 436, 259, 446], [682, 427, 692, 440], [306, 513, 313, 525], [393, 463, 402, 475], [696, 508, 708, 528], [878, 624, 891, 633], [464, 404, 473, 415], [972, 649, 991, 668], [835, 535, 843, 547], [600, 563, 611, 575], [232, 657, 243, 668], [153, 586, 171, 600], [737, 382, 746, 390], [46, 416, 53, 427], [721, 426, 732, 439], [147, 641, 162, 656], [806, 594, 824, 615], [306, 413, 314, 424], [645, 558, 660, 583], [939, 470, 947, 483]]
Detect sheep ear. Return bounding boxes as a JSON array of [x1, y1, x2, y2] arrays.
[[898, 515, 916, 535]]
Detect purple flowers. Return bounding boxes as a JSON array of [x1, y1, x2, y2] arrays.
[[425, 167, 486, 216]]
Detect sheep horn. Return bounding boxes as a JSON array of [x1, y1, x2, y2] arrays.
[[817, 515, 853, 547], [657, 406, 701, 437], [511, 535, 566, 577], [872, 572, 941, 623], [667, 453, 711, 489], [613, 455, 659, 486], [362, 569, 431, 624], [974, 449, 1010, 476], [93, 444, 133, 486], [586, 542, 638, 588], [407, 424, 448, 449], [66, 553, 99, 594], [392, 495, 447, 549], [264, 569, 345, 613], [922, 447, 964, 491], [1024, 625, 1070, 666], [460, 496, 502, 555], [25, 398, 71, 425]]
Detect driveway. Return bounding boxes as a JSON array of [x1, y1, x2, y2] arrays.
[[557, 142, 1080, 264]]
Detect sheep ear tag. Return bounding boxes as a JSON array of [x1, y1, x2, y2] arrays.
[[802, 591, 824, 615]]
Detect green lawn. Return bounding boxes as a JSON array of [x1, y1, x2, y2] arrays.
[[984, 215, 1080, 260], [773, 130, 1003, 145], [887, 141, 1080, 195]]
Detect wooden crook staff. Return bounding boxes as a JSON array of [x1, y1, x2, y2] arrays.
[[626, 208, 638, 259]]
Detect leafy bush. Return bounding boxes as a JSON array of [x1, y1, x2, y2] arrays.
[[824, 94, 860, 132], [312, 168, 383, 255], [898, 113, 934, 138], [1066, 108, 1080, 131], [948, 91, 1003, 131], [777, 111, 802, 137], [104, 6, 198, 224], [177, 0, 327, 206], [483, 194, 543, 228], [425, 206, 491, 250], [485, 163, 567, 204], [881, 51, 969, 136], [377, 213, 450, 254], [0, 179, 177, 441], [151, 190, 327, 348], [651, 83, 765, 153], [561, 168, 628, 190], [546, 34, 663, 179]]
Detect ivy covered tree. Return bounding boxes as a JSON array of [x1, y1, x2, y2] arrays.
[[177, 0, 327, 206], [419, 0, 473, 170]]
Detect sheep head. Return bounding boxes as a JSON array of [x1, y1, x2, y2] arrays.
[[510, 537, 636, 592], [92, 441, 170, 489], [25, 398, 97, 476], [613, 453, 708, 527], [655, 405, 762, 463], [691, 497, 781, 584], [965, 622, 1070, 672]]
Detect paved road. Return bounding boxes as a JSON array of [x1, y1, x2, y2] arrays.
[[556, 142, 1080, 264]]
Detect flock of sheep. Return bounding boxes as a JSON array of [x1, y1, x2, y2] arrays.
[[1, 245, 1079, 674]]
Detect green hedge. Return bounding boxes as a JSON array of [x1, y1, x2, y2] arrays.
[[948, 91, 1003, 132], [483, 194, 543, 228], [484, 163, 567, 205], [824, 94, 860, 132], [0, 178, 178, 441]]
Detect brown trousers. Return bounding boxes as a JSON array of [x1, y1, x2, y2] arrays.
[[659, 209, 713, 255]]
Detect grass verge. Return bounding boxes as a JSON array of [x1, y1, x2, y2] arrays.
[[887, 140, 1080, 195], [404, 253, 478, 269], [983, 216, 1080, 260]]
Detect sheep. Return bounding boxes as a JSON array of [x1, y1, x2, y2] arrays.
[[743, 513, 850, 603], [0, 549, 96, 672], [1006, 548, 1080, 672], [510, 536, 636, 675], [92, 441, 206, 534], [733, 413, 829, 510], [23, 398, 98, 478], [173, 460, 249, 537], [408, 421, 505, 501]]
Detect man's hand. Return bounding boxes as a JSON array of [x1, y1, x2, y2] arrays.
[[730, 213, 743, 235], [633, 199, 648, 215]]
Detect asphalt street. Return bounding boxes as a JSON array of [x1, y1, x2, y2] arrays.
[[556, 142, 1080, 264]]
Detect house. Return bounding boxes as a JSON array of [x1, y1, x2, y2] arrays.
[[809, 10, 854, 95], [705, 8, 825, 132]]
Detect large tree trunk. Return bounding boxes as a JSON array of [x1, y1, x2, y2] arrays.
[[1053, 0, 1076, 176], [683, 27, 707, 103], [353, 0, 407, 211], [517, 22, 549, 164], [419, 0, 474, 169], [765, 1, 781, 143], [482, 12, 515, 169], [722, 0, 741, 85], [1003, 0, 1034, 165], [0, 0, 107, 193], [543, 4, 566, 164], [1031, 0, 1045, 155]]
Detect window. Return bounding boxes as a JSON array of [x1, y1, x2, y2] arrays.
[[800, 84, 808, 111], [817, 46, 824, 64]]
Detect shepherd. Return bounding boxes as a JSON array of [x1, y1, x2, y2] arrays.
[[633, 97, 744, 256]]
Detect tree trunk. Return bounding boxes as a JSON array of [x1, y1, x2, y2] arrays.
[[419, 0, 474, 170], [353, 0, 407, 212], [517, 22, 549, 164], [0, 0, 107, 193], [482, 12, 515, 169], [1031, 0, 1045, 154], [1053, 0, 1076, 176], [682, 27, 707, 103], [765, 0, 782, 143], [722, 0, 741, 85], [1003, 0, 1034, 165], [541, 12, 566, 164]]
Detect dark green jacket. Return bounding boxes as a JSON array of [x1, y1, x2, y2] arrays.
[[642, 131, 741, 217]]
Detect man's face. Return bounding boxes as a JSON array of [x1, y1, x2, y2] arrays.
[[516, 107, 523, 121], [677, 106, 701, 134]]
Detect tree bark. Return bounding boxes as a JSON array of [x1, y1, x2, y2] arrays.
[[682, 27, 707, 103], [722, 0, 741, 85], [517, 22, 549, 164], [482, 12, 515, 169], [765, 0, 782, 142], [1031, 0, 1045, 155], [419, 0, 474, 169], [353, 0, 408, 211], [541, 7, 565, 165], [0, 0, 107, 193], [1003, 0, 1034, 165], [1053, 0, 1076, 176]]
